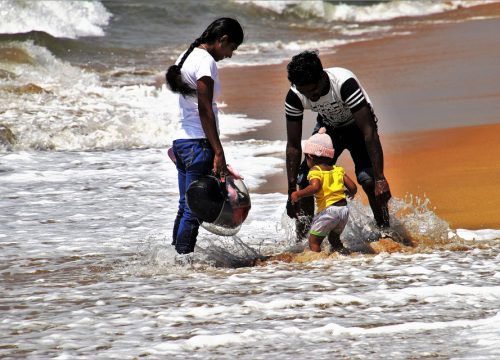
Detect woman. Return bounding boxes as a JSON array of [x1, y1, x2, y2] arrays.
[[166, 18, 244, 255]]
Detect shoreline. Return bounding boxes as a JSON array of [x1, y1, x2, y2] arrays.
[[219, 3, 500, 230], [220, 3, 500, 136], [251, 122, 500, 230]]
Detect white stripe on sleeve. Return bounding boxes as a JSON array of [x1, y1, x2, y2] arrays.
[[285, 103, 303, 116], [349, 96, 365, 109], [345, 91, 365, 109]]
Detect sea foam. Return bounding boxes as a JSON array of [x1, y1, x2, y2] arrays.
[[456, 229, 500, 241], [235, 0, 498, 22], [0, 0, 111, 38], [0, 42, 270, 152]]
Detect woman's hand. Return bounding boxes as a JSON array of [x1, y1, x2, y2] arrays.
[[213, 151, 227, 177]]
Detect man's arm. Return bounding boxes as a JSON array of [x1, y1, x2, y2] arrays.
[[285, 89, 305, 218], [285, 89, 305, 192], [352, 104, 391, 200], [352, 105, 384, 180], [340, 76, 390, 201], [286, 119, 303, 192], [340, 77, 384, 178]]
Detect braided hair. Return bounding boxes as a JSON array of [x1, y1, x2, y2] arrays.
[[166, 18, 244, 96]]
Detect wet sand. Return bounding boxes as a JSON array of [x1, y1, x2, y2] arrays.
[[383, 124, 500, 230], [219, 3, 500, 230]]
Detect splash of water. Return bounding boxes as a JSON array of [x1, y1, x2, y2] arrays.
[[127, 193, 470, 271], [390, 194, 452, 244], [339, 194, 456, 252]]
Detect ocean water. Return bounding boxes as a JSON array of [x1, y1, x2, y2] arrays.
[[1, 1, 500, 359]]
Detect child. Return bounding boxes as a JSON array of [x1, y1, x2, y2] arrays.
[[291, 128, 357, 253]]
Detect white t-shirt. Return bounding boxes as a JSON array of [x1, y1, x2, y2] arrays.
[[285, 67, 372, 128], [174, 47, 221, 139]]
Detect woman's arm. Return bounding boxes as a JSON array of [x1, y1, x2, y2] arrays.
[[197, 76, 226, 175], [291, 179, 321, 203]]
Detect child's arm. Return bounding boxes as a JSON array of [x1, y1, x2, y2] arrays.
[[291, 179, 321, 203], [343, 174, 357, 199]]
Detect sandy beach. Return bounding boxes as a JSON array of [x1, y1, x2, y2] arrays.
[[220, 2, 500, 230]]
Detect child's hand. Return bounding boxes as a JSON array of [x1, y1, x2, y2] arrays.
[[290, 191, 299, 203]]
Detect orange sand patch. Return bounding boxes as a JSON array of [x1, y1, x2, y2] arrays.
[[383, 123, 500, 229]]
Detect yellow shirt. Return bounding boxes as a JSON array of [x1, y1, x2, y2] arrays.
[[307, 165, 346, 212]]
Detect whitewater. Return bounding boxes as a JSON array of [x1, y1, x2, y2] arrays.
[[1, 1, 500, 359]]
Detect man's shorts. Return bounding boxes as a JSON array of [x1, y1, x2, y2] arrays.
[[328, 122, 373, 183], [309, 205, 349, 237]]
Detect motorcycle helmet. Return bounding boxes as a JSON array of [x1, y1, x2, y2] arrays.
[[186, 175, 251, 236]]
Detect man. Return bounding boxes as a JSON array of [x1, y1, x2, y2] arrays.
[[285, 50, 392, 249]]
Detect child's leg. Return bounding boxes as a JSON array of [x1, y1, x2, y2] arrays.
[[308, 234, 325, 252]]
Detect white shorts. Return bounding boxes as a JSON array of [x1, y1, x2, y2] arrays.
[[309, 205, 349, 237]]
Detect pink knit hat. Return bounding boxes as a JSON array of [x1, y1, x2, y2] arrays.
[[303, 127, 334, 158]]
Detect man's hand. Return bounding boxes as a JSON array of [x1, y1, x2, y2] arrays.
[[375, 178, 391, 203], [286, 189, 298, 218], [286, 199, 297, 219]]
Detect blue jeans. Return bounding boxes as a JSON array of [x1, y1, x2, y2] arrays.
[[172, 139, 214, 254]]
